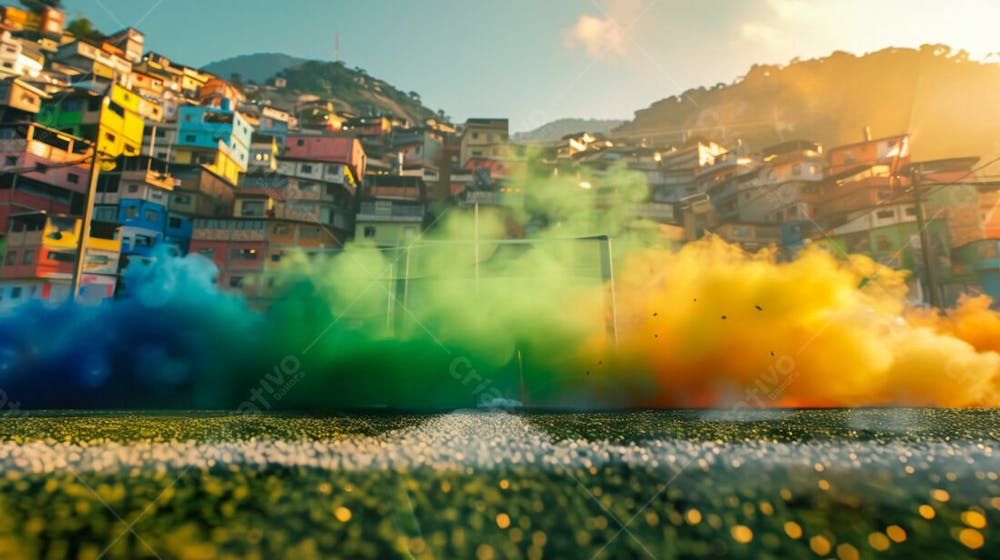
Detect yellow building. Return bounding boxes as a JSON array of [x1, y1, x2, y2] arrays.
[[459, 118, 511, 166]]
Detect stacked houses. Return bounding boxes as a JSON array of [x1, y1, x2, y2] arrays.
[[0, 3, 461, 311], [1, 5, 999, 312]]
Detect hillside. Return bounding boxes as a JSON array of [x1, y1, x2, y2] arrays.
[[515, 118, 625, 142], [615, 46, 1000, 161], [202, 53, 307, 85], [276, 60, 438, 122], [202, 54, 440, 124]]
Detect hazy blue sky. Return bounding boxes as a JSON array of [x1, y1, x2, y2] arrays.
[[62, 0, 998, 131]]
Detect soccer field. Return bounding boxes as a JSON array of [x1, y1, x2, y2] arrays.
[[0, 409, 994, 559]]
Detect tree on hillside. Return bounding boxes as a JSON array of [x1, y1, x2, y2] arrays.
[[66, 16, 104, 42]]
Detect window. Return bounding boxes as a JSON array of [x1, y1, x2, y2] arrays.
[[299, 182, 317, 192], [67, 173, 80, 184], [876, 209, 895, 220], [173, 194, 191, 204], [230, 248, 258, 259], [144, 210, 158, 223], [198, 248, 215, 258], [128, 184, 139, 193], [185, 134, 196, 143], [229, 276, 243, 288], [876, 235, 891, 251], [364, 225, 376, 238], [731, 226, 752, 239], [48, 251, 75, 263], [300, 227, 320, 239], [471, 133, 479, 140], [204, 112, 233, 125], [241, 201, 265, 217], [94, 207, 116, 222], [4, 250, 15, 266], [125, 207, 139, 219], [271, 253, 282, 263], [107, 101, 125, 118], [10, 287, 21, 299], [905, 207, 917, 217], [21, 250, 34, 265], [296, 139, 304, 146], [301, 164, 313, 174], [134, 235, 154, 248], [4, 156, 16, 166], [168, 217, 183, 229]]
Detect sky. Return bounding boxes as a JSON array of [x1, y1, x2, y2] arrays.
[[61, 0, 999, 132]]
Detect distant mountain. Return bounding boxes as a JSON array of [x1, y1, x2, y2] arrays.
[[515, 118, 626, 142], [615, 46, 1000, 162], [202, 53, 307, 85]]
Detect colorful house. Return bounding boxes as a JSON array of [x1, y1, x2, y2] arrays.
[[92, 156, 191, 259], [459, 118, 509, 166], [188, 217, 338, 304], [176, 101, 253, 179], [0, 122, 91, 234], [0, 212, 120, 309], [355, 174, 426, 248], [283, 133, 366, 183]]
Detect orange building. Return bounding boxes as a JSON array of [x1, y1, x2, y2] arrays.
[[1, 212, 121, 308], [188, 217, 338, 304]]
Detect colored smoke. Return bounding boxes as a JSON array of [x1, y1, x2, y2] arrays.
[[0, 163, 998, 409]]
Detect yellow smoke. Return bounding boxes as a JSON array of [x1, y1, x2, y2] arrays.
[[592, 236, 1000, 407]]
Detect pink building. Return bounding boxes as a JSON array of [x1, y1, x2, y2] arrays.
[[284, 134, 366, 183]]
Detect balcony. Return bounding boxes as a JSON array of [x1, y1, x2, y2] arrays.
[[3, 228, 43, 248], [632, 202, 677, 223], [357, 200, 424, 222], [119, 168, 174, 191]]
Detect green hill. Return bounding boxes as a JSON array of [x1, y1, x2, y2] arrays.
[[202, 54, 441, 123], [276, 60, 438, 122], [202, 53, 307, 85]]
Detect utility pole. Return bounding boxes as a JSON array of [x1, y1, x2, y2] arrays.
[[71, 93, 112, 301], [474, 201, 480, 294], [910, 166, 940, 308], [71, 147, 101, 301]]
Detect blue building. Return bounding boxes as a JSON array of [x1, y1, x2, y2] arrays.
[[92, 156, 192, 263], [176, 99, 253, 172]]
